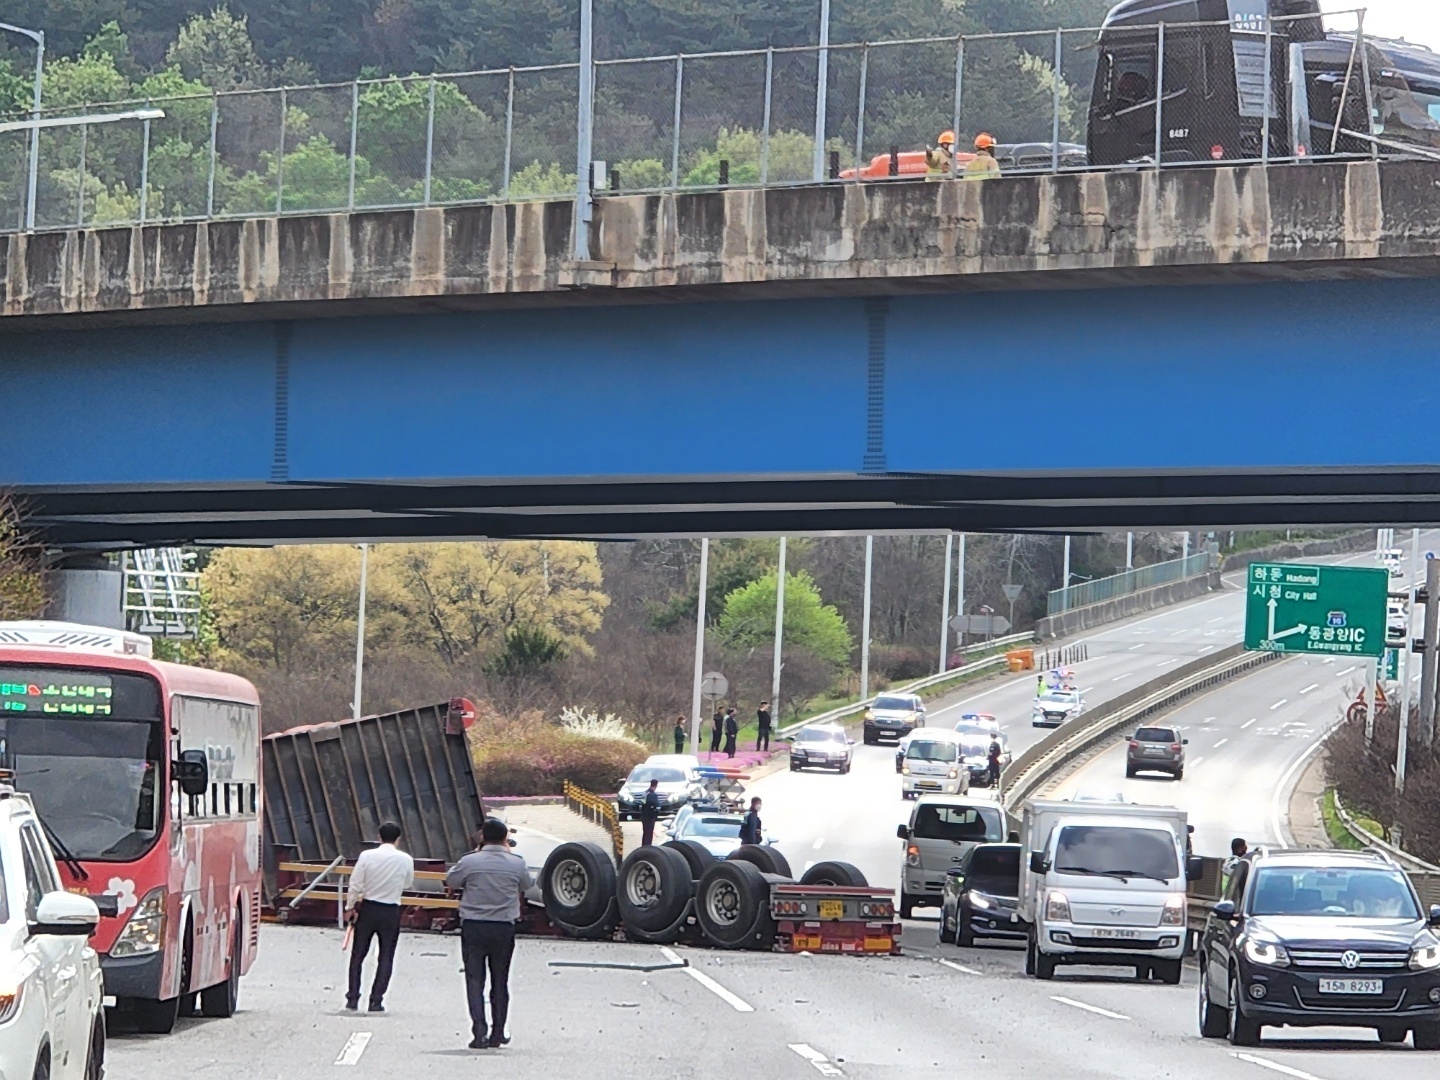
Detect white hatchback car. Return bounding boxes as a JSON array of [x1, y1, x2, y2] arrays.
[[0, 783, 106, 1080]]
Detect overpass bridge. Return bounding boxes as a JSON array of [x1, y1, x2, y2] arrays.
[[4, 159, 1440, 546]]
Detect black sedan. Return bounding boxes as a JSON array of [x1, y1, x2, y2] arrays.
[[939, 843, 1023, 947]]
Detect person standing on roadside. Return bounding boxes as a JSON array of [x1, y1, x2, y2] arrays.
[[710, 708, 724, 754], [446, 818, 534, 1050], [673, 715, 687, 755], [344, 821, 415, 1013], [723, 708, 739, 758], [640, 778, 661, 847], [739, 797, 763, 845], [756, 701, 772, 752]]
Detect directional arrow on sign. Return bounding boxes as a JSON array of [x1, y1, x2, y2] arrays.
[[1266, 598, 1307, 642]]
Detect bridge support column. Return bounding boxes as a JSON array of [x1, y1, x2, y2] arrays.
[[45, 554, 123, 629]]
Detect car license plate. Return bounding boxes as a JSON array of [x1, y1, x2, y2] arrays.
[[818, 900, 844, 920], [1144, 747, 1164, 755], [1318, 978, 1383, 995], [1091, 927, 1141, 939]]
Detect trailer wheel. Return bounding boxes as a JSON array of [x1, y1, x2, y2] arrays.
[[727, 844, 792, 879], [542, 842, 616, 930], [662, 839, 714, 880], [696, 860, 775, 950], [553, 897, 619, 940], [618, 846, 693, 936], [798, 861, 868, 888]]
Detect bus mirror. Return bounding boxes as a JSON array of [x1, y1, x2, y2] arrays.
[[174, 749, 209, 797]]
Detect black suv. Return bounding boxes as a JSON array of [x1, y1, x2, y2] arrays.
[[1198, 848, 1440, 1049]]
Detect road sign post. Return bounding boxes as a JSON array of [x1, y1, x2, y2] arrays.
[[1243, 563, 1386, 658], [1002, 582, 1022, 633], [949, 614, 1011, 636]]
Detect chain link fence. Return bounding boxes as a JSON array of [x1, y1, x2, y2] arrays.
[[1, 8, 1426, 236]]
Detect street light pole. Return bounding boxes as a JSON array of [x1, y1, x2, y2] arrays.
[[939, 533, 953, 674], [1126, 532, 1133, 571], [860, 535, 873, 700], [772, 537, 787, 714], [573, 0, 595, 259], [1062, 535, 1071, 612], [351, 543, 369, 720], [812, 0, 832, 181], [690, 538, 710, 754], [0, 23, 44, 232]]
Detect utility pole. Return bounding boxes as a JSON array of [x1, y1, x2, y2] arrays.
[[689, 539, 710, 753], [772, 537, 787, 715], [1421, 554, 1440, 747], [351, 544, 369, 719], [573, 0, 595, 260], [860, 535, 873, 700], [1397, 579, 1414, 794], [1062, 535, 1071, 612], [1126, 532, 1133, 572], [812, 0, 832, 181], [956, 532, 966, 648], [939, 533, 953, 674]]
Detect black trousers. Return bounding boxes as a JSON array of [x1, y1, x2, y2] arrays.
[[756, 728, 770, 751], [641, 813, 658, 847], [710, 727, 722, 752], [348, 900, 401, 1006], [724, 734, 737, 757], [674, 734, 685, 754], [461, 920, 517, 1041]]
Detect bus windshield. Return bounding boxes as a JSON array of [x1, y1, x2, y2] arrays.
[[0, 666, 165, 861]]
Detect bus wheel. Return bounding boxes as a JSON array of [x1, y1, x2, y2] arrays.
[[200, 916, 242, 1018]]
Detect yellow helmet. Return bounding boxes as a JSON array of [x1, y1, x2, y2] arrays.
[[937, 130, 956, 147], [974, 132, 997, 150]]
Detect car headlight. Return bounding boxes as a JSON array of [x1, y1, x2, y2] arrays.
[[947, 768, 958, 779], [1045, 890, 1071, 922], [901, 766, 910, 775], [1160, 894, 1186, 927], [1244, 937, 1290, 967], [0, 980, 24, 1025], [1411, 943, 1440, 971], [969, 892, 993, 910], [111, 887, 167, 957]]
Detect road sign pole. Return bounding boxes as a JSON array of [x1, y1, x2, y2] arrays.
[[1126, 532, 1133, 571], [860, 535, 874, 701], [1396, 583, 1414, 794], [690, 538, 710, 753], [1364, 659, 1377, 748], [939, 533, 953, 674], [772, 537, 787, 716], [1420, 555, 1440, 747], [956, 532, 966, 647]]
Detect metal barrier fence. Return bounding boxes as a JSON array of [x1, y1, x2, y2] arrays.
[[1047, 549, 1217, 616], [563, 779, 625, 864], [0, 8, 1409, 235]]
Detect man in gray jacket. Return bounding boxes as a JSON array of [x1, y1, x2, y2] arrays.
[[446, 818, 534, 1049]]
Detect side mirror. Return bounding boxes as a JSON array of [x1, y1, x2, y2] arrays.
[[1429, 904, 1440, 927], [32, 891, 100, 937], [945, 868, 966, 878], [1186, 855, 1204, 882], [1182, 739, 1190, 746], [173, 749, 209, 797], [1029, 850, 1048, 874], [1007, 830, 1020, 844], [1212, 899, 1238, 921], [896, 824, 909, 841]]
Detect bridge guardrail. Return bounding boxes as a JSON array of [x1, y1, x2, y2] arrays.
[[1332, 791, 1440, 874], [774, 631, 1035, 739], [563, 779, 625, 864]]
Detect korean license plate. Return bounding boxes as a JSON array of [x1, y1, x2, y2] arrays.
[[1091, 927, 1141, 939], [818, 900, 845, 920], [1318, 978, 1383, 994]]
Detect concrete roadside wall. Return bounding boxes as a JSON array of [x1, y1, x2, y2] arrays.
[[1034, 571, 1224, 642], [1218, 530, 1376, 573]]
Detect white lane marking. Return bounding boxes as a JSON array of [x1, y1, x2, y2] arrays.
[[1334, 665, 1356, 678], [334, 1033, 372, 1066], [1230, 1052, 1326, 1080], [1157, 658, 1180, 667], [659, 947, 754, 1012], [1242, 718, 1257, 729], [1208, 616, 1226, 623], [1214, 738, 1228, 748], [1299, 683, 1319, 695], [939, 958, 981, 975], [1199, 644, 1215, 653], [1269, 699, 1288, 710], [812, 838, 825, 851], [1189, 756, 1205, 768], [1322, 658, 1335, 665], [789, 1044, 844, 1076], [1128, 643, 1146, 650], [1051, 996, 1130, 1020], [1111, 674, 1132, 682], [1081, 686, 1095, 693]]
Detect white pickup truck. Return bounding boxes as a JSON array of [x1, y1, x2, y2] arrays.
[[1018, 798, 1201, 984]]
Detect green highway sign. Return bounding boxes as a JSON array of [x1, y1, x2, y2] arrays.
[[1382, 648, 1399, 681], [1243, 562, 1387, 657]]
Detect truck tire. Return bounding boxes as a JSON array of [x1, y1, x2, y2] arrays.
[[696, 860, 775, 950], [554, 897, 619, 940], [900, 893, 915, 919], [727, 844, 792, 879], [618, 846, 693, 935], [542, 842, 616, 930], [199, 916, 242, 1018], [1034, 950, 1056, 980], [663, 839, 713, 880], [798, 861, 867, 888], [1155, 959, 1182, 985]]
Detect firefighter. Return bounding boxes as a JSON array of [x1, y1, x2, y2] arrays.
[[926, 130, 957, 177], [966, 133, 1002, 179]]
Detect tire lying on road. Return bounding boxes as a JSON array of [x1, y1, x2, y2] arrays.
[[727, 844, 792, 879], [542, 841, 617, 935], [798, 861, 868, 888], [696, 859, 777, 950], [663, 839, 714, 880], [617, 845, 694, 943]]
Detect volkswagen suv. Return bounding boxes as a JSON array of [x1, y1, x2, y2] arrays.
[[1198, 848, 1440, 1049]]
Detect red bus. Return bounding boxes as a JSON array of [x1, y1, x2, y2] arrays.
[[0, 620, 262, 1033]]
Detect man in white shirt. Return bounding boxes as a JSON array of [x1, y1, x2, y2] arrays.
[[345, 821, 415, 1012]]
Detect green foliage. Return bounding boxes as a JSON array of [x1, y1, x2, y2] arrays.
[[509, 160, 575, 197], [717, 568, 853, 668], [485, 626, 567, 679]]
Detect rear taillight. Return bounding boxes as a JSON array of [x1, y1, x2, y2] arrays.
[[1128, 740, 1139, 750], [774, 899, 810, 917], [1171, 744, 1182, 752]]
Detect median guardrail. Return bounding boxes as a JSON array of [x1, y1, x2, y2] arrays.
[[774, 630, 1036, 739], [1332, 791, 1440, 874]]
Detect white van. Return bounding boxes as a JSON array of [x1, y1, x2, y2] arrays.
[[896, 796, 1007, 918], [1018, 798, 1200, 983], [900, 729, 970, 799]]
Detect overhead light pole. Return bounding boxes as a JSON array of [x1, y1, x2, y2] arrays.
[[351, 543, 369, 720], [812, 0, 832, 181], [0, 22, 44, 232]]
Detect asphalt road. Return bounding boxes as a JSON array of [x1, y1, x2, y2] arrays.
[[104, 538, 1440, 1079]]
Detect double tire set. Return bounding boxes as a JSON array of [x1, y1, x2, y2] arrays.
[[539, 840, 867, 950]]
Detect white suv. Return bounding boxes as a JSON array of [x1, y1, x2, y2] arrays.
[[0, 783, 106, 1080]]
